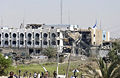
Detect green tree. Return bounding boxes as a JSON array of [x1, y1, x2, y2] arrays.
[[86, 58, 120, 78], [42, 47, 57, 58], [85, 41, 120, 78], [0, 54, 12, 76], [97, 58, 120, 78], [85, 64, 100, 78], [108, 49, 119, 62], [108, 41, 120, 62]]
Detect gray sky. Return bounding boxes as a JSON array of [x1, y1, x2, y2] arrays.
[[0, 0, 120, 38]]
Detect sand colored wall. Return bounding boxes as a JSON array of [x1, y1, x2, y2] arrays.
[[90, 28, 109, 46]]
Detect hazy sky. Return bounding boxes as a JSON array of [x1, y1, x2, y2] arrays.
[[0, 0, 120, 38]]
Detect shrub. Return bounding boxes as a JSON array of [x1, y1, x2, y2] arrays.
[[0, 54, 12, 76], [42, 47, 57, 58]]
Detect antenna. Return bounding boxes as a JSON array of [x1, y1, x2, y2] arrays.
[[20, 19, 24, 29], [100, 20, 102, 30], [95, 19, 97, 26], [23, 18, 24, 28], [22, 10, 26, 28], [60, 0, 63, 24]]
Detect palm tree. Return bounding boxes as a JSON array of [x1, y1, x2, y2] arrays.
[[108, 41, 120, 62], [84, 65, 100, 78], [97, 58, 120, 78], [85, 58, 120, 78], [85, 41, 120, 78]]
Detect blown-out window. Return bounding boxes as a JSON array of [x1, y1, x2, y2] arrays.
[[43, 41, 47, 45], [13, 33, 16, 38], [5, 41, 8, 45], [28, 33, 32, 37], [35, 33, 39, 37], [5, 33, 9, 38], [43, 33, 48, 37], [51, 33, 56, 37], [28, 41, 32, 45], [20, 33, 24, 37], [20, 41, 24, 45], [12, 41, 16, 45], [51, 41, 56, 45], [35, 41, 39, 45]]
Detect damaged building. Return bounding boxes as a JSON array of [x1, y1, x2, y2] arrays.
[[0, 24, 110, 56]]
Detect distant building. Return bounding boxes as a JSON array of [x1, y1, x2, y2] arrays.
[[0, 24, 110, 55]]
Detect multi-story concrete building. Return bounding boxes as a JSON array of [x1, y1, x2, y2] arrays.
[[0, 24, 110, 55], [90, 28, 110, 46]]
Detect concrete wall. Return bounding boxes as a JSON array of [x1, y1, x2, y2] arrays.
[[0, 28, 61, 49]]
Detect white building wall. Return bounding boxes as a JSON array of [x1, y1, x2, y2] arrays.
[[108, 32, 110, 41]]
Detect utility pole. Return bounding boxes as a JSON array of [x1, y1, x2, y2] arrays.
[[57, 52, 59, 77], [57, 45, 60, 78], [66, 41, 75, 78], [66, 51, 72, 78], [60, 0, 63, 24]]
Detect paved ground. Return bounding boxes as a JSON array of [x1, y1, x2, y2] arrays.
[[0, 76, 7, 78]]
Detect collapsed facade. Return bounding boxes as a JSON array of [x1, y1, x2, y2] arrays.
[[0, 24, 110, 56]]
